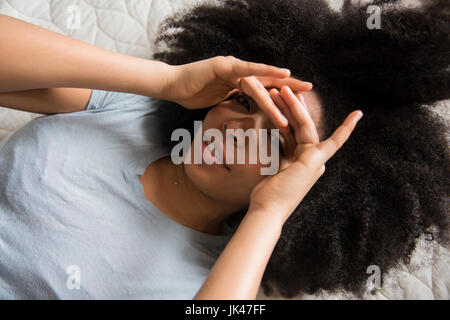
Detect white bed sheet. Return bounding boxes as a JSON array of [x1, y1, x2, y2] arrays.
[[0, 0, 448, 300]]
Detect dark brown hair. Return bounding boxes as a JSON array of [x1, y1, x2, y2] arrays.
[[151, 0, 450, 297]]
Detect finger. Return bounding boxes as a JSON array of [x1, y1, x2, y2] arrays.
[[229, 56, 291, 79], [239, 76, 288, 127], [269, 88, 297, 129], [269, 89, 297, 139], [293, 92, 320, 144], [270, 89, 320, 148], [317, 110, 363, 162], [258, 76, 313, 92], [279, 86, 320, 144], [223, 88, 240, 101]]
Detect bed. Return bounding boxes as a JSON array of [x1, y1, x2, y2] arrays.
[[0, 0, 448, 300]]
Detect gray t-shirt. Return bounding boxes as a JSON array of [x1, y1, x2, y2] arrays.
[[0, 90, 234, 299]]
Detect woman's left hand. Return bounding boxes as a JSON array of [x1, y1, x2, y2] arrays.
[[161, 56, 313, 127], [248, 86, 363, 224]]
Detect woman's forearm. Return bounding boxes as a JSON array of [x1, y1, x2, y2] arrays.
[[0, 14, 170, 97], [194, 210, 283, 300]]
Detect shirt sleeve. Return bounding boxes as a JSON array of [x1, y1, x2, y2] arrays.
[[85, 89, 153, 112]]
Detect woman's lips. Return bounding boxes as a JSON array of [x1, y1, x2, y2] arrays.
[[202, 140, 230, 171]]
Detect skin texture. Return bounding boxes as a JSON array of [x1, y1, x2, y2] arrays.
[[139, 88, 326, 236], [184, 89, 326, 212], [151, 0, 450, 298]]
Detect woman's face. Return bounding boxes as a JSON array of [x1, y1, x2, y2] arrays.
[[183, 88, 324, 211]]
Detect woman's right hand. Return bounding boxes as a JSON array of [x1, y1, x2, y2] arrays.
[[248, 86, 363, 225], [161, 56, 313, 128]]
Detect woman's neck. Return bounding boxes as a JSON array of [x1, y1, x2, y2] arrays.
[[138, 156, 235, 235]]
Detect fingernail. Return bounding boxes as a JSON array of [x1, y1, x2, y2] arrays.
[[280, 113, 288, 125], [299, 93, 306, 104], [281, 68, 290, 74], [283, 85, 293, 94], [356, 111, 363, 121], [303, 81, 313, 87]]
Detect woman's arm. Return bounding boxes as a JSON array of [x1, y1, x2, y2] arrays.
[[0, 15, 310, 118], [0, 88, 92, 114], [0, 14, 170, 98], [194, 209, 283, 299]]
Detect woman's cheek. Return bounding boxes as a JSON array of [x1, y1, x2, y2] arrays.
[[233, 162, 266, 188]]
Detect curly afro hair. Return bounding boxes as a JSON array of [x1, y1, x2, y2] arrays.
[[151, 0, 450, 298]]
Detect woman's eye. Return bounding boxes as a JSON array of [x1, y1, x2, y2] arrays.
[[236, 94, 251, 112], [224, 92, 252, 112]]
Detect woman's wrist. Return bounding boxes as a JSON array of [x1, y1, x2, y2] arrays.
[[246, 198, 293, 228], [77, 52, 173, 98], [243, 208, 285, 235], [130, 59, 174, 99]]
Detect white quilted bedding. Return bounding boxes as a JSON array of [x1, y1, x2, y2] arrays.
[[0, 0, 448, 300]]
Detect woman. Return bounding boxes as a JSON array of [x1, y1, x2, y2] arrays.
[[0, 9, 350, 299], [0, 0, 448, 299]]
